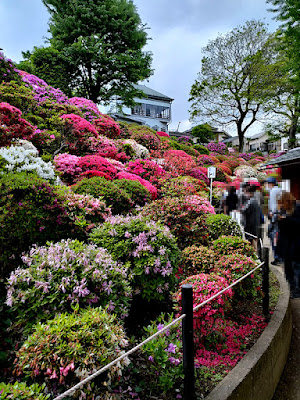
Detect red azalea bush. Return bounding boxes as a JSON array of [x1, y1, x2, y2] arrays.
[[174, 273, 233, 338], [60, 113, 98, 154], [156, 131, 170, 137], [0, 102, 36, 147], [92, 114, 121, 139], [116, 170, 157, 199], [126, 159, 170, 187], [224, 157, 242, 169], [159, 176, 209, 198], [216, 163, 232, 176], [77, 155, 118, 180], [213, 253, 260, 299], [141, 195, 215, 249], [163, 150, 197, 176]]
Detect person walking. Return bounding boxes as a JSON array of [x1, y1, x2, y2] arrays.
[[265, 177, 282, 265], [277, 192, 300, 298], [224, 185, 238, 215], [241, 184, 261, 251]]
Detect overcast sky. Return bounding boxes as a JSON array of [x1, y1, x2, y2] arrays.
[[0, 0, 279, 134]]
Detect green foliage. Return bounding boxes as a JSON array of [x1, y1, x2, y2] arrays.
[[0, 382, 50, 400], [192, 123, 216, 143], [141, 313, 183, 397], [41, 0, 153, 105], [180, 245, 216, 277], [72, 176, 133, 214], [178, 143, 199, 157], [14, 307, 129, 399], [89, 215, 180, 302], [159, 176, 209, 198], [166, 139, 182, 150], [206, 214, 243, 240], [193, 144, 210, 154], [114, 179, 152, 206], [211, 235, 257, 259], [7, 239, 131, 332], [0, 81, 36, 114], [0, 172, 82, 279]]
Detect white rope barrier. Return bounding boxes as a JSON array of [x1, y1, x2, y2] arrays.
[[53, 260, 265, 400], [244, 231, 258, 239]]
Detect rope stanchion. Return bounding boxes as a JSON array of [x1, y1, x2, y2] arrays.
[[52, 261, 265, 400]]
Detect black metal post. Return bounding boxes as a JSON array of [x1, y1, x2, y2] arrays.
[[182, 284, 195, 400], [262, 246, 270, 318]]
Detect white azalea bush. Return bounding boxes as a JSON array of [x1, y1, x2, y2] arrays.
[[120, 139, 150, 159], [0, 145, 57, 182], [234, 165, 257, 179]]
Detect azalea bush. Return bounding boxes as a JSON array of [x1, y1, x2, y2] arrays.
[[7, 239, 131, 331], [140, 313, 183, 398], [174, 273, 233, 339], [0, 52, 21, 83], [87, 134, 118, 158], [68, 97, 101, 121], [206, 214, 243, 240], [116, 170, 157, 199], [163, 150, 197, 176], [159, 176, 208, 198], [13, 307, 129, 399], [126, 159, 169, 187], [54, 153, 82, 184], [141, 195, 215, 249], [113, 179, 152, 207], [180, 245, 216, 278], [72, 176, 133, 214], [206, 141, 227, 154], [89, 215, 180, 302], [0, 80, 36, 113], [119, 138, 150, 159], [0, 145, 57, 183], [187, 168, 209, 185], [77, 154, 118, 180], [211, 235, 257, 260], [0, 102, 36, 147], [234, 165, 257, 179], [0, 382, 49, 400], [129, 125, 161, 151], [194, 144, 210, 155], [0, 172, 81, 278], [93, 114, 121, 139], [197, 155, 215, 166], [213, 253, 260, 299]]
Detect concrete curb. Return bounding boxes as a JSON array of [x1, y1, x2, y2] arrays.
[[205, 266, 292, 400]]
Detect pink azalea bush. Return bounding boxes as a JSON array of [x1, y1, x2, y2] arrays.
[[206, 141, 227, 155], [126, 159, 169, 187], [77, 155, 118, 180], [68, 97, 101, 121], [116, 170, 158, 199], [87, 135, 118, 158], [54, 153, 82, 184], [93, 114, 121, 139], [163, 149, 197, 176]]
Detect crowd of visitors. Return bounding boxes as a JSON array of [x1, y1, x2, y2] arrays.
[[222, 176, 300, 298]]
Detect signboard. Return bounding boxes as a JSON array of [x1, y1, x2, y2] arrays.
[[207, 166, 216, 179]]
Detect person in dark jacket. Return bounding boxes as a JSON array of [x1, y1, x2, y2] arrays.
[[224, 185, 238, 215], [277, 192, 300, 298], [241, 185, 261, 251]]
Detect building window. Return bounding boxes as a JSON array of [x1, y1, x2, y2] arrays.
[[131, 103, 170, 120]]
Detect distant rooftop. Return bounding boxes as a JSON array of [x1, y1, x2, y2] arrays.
[[266, 147, 300, 166], [134, 84, 174, 102]]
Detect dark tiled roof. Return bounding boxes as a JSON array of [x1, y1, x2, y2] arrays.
[[266, 147, 300, 165], [134, 84, 173, 101]]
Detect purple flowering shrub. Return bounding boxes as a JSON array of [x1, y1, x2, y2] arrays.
[[14, 307, 129, 399], [6, 239, 131, 331], [89, 215, 180, 302], [206, 141, 227, 154], [68, 97, 102, 121], [141, 195, 215, 249], [0, 52, 21, 83], [140, 313, 183, 397], [238, 152, 254, 161]]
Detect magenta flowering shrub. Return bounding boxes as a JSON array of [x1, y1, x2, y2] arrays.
[[7, 239, 131, 331], [87, 135, 118, 158], [116, 170, 158, 199], [60, 113, 99, 155], [126, 159, 169, 187], [187, 168, 209, 185], [130, 128, 161, 151], [177, 135, 193, 144], [163, 149, 197, 176], [239, 152, 254, 161], [207, 141, 227, 154], [156, 131, 170, 137], [19, 70, 69, 105], [28, 128, 57, 154], [54, 153, 82, 184], [14, 307, 129, 399], [77, 155, 118, 180], [197, 155, 215, 166], [141, 195, 215, 249], [0, 52, 21, 83], [174, 273, 233, 339], [0, 102, 36, 147], [68, 97, 101, 121], [213, 253, 260, 299], [89, 215, 180, 302], [93, 114, 121, 139]]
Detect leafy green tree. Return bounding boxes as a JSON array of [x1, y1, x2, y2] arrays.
[[41, 0, 153, 105], [266, 0, 300, 147], [189, 21, 281, 152], [17, 47, 75, 96], [191, 123, 216, 143]]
